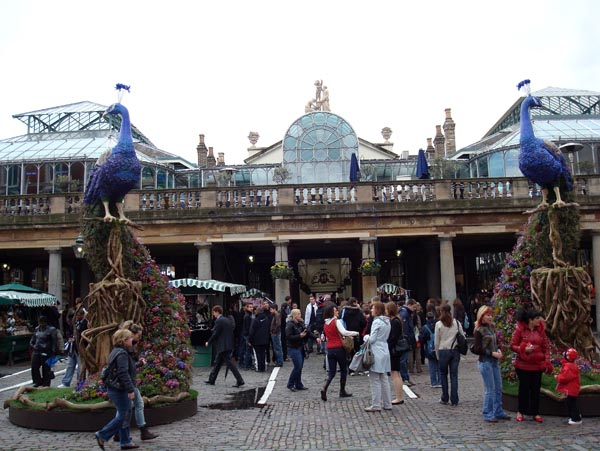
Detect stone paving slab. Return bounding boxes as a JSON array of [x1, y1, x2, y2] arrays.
[[1, 352, 599, 450]]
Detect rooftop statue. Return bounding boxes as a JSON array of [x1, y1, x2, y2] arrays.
[[305, 80, 330, 113]]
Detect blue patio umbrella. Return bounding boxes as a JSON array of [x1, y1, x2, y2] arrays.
[[349, 153, 360, 182], [416, 148, 430, 179]]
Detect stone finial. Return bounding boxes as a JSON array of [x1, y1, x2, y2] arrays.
[[248, 131, 260, 147], [381, 127, 393, 143]]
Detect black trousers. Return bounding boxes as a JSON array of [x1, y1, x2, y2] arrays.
[[31, 352, 53, 386], [253, 345, 267, 372], [516, 368, 542, 415], [566, 395, 581, 422], [207, 350, 244, 385]]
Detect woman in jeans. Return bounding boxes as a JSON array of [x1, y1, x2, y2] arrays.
[[434, 303, 464, 406], [320, 301, 358, 401], [95, 329, 139, 450], [285, 309, 314, 391], [472, 306, 510, 422]]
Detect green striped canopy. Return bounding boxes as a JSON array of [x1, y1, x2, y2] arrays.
[[169, 278, 247, 295], [241, 288, 269, 298], [378, 283, 401, 294], [0, 283, 58, 307]]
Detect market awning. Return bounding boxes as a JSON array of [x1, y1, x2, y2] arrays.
[[169, 278, 247, 295], [241, 288, 269, 298], [0, 283, 58, 307], [378, 283, 403, 294]]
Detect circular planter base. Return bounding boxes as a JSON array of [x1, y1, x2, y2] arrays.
[[503, 392, 600, 417], [9, 397, 197, 431]]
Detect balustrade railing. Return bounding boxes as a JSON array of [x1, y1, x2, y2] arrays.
[[0, 176, 597, 218]]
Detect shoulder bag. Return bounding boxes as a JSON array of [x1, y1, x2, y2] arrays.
[[336, 319, 355, 354], [452, 319, 468, 355]]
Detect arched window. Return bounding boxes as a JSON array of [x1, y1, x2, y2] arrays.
[[282, 112, 359, 183]]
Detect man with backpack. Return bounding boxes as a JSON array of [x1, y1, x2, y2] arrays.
[[419, 312, 441, 387]]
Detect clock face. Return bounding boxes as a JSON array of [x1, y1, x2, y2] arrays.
[[282, 112, 359, 184]]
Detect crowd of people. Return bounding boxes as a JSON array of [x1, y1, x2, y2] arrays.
[[23, 289, 582, 450]]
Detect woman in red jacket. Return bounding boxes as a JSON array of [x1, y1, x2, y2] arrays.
[[510, 307, 552, 423]]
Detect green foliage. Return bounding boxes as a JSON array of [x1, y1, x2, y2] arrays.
[[358, 258, 381, 276], [270, 262, 294, 280], [528, 208, 580, 267]]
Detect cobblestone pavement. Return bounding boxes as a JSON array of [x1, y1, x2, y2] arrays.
[[1, 351, 599, 451]]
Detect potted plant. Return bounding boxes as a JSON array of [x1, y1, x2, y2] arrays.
[[358, 258, 380, 276], [270, 262, 294, 280]]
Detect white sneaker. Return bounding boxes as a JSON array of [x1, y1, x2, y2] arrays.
[[568, 419, 582, 425], [57, 384, 67, 388]]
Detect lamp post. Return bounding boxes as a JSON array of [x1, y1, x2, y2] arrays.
[[72, 235, 85, 259]]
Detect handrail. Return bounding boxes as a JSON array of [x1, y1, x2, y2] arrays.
[[0, 176, 596, 217]]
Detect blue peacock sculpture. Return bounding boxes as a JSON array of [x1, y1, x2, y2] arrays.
[[83, 84, 141, 223], [517, 79, 573, 210]]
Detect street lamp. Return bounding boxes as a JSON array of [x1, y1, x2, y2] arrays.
[[72, 235, 85, 259]]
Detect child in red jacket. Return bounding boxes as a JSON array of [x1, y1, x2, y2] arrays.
[[555, 348, 582, 425]]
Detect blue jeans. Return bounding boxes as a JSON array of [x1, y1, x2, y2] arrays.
[[427, 356, 441, 386], [133, 387, 146, 427], [438, 349, 460, 405], [61, 354, 80, 387], [271, 335, 283, 366], [287, 347, 305, 389], [399, 350, 410, 382], [478, 358, 506, 420], [238, 335, 251, 368], [96, 388, 132, 447]]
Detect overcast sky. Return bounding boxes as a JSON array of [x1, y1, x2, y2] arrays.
[[1, 0, 599, 165]]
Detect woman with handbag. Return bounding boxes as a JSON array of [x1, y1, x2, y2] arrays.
[[363, 301, 393, 412], [386, 301, 406, 405], [434, 303, 464, 407], [95, 329, 139, 450], [320, 302, 359, 401]]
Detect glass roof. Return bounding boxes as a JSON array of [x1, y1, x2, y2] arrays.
[[486, 118, 600, 150], [0, 132, 161, 164]]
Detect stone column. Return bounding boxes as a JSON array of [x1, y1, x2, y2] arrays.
[[45, 247, 62, 305], [273, 240, 291, 304], [359, 237, 378, 301], [438, 234, 456, 304], [195, 242, 212, 280], [593, 233, 600, 330]]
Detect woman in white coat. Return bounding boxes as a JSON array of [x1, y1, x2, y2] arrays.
[[364, 301, 392, 412]]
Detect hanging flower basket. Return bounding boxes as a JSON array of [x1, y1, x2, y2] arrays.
[[270, 262, 294, 280], [358, 259, 381, 276]]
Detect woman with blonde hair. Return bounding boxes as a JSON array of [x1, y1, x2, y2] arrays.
[[117, 321, 158, 441], [472, 306, 510, 422], [385, 301, 405, 405], [363, 301, 392, 412], [95, 329, 139, 450]]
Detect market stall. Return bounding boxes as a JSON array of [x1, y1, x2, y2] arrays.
[[169, 278, 246, 367], [0, 283, 58, 365]]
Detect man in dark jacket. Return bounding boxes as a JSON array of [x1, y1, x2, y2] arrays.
[[204, 305, 245, 387], [238, 303, 254, 369], [249, 307, 270, 372], [340, 297, 366, 352], [398, 299, 418, 386], [30, 315, 57, 387]]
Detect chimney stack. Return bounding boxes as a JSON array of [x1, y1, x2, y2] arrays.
[[426, 137, 435, 159], [217, 152, 225, 166], [433, 125, 446, 158], [207, 147, 216, 167], [443, 108, 456, 155], [196, 134, 208, 168]]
